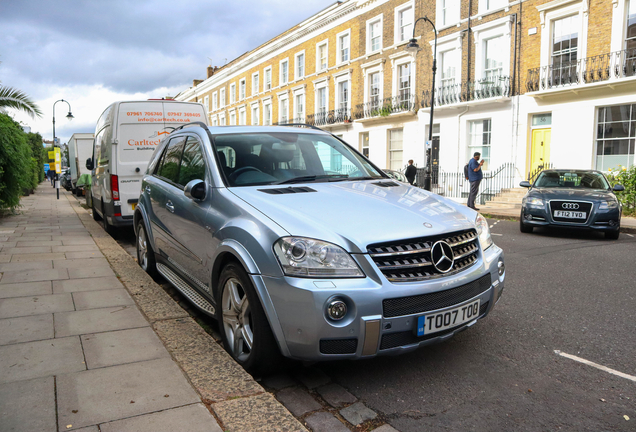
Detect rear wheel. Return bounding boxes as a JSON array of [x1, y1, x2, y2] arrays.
[[216, 263, 281, 375], [91, 196, 101, 221], [605, 229, 620, 240], [101, 200, 116, 236], [136, 221, 158, 277]]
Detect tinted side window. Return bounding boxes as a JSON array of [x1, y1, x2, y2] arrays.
[[179, 137, 206, 185], [156, 136, 186, 184]]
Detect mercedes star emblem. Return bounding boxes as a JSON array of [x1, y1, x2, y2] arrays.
[[431, 240, 455, 273]]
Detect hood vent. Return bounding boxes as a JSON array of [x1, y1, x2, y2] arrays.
[[372, 181, 400, 187], [258, 186, 317, 195]]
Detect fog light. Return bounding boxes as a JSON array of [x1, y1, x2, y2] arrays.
[[524, 214, 533, 221], [497, 258, 505, 283], [327, 299, 347, 321], [609, 220, 617, 227]]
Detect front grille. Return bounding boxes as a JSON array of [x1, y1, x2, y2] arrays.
[[320, 338, 358, 354], [549, 200, 593, 224], [367, 229, 480, 282], [382, 274, 491, 318], [379, 301, 489, 350]]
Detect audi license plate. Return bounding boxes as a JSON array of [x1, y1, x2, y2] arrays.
[[416, 299, 480, 336], [554, 210, 585, 219]]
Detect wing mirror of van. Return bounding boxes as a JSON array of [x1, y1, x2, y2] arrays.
[[184, 179, 206, 200], [86, 158, 94, 171]]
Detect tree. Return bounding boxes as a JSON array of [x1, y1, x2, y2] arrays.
[[0, 86, 43, 118], [0, 113, 32, 210]]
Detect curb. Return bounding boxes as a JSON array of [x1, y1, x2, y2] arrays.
[[64, 192, 307, 432], [480, 212, 636, 234]]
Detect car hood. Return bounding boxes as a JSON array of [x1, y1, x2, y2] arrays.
[[229, 181, 477, 253], [528, 188, 615, 202]]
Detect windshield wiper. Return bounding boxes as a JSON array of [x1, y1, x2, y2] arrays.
[[275, 174, 349, 185]]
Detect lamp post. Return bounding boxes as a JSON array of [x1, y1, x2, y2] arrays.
[[52, 100, 74, 199], [406, 17, 437, 192]]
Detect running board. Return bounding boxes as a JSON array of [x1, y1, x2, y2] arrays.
[[156, 263, 216, 317]]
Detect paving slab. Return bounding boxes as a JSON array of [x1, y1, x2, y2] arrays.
[[0, 268, 68, 284], [99, 403, 222, 432], [0, 336, 85, 384], [276, 387, 322, 417], [65, 251, 104, 259], [13, 235, 53, 241], [316, 383, 357, 408], [0, 281, 52, 299], [0, 254, 10, 263], [0, 260, 53, 272], [305, 412, 350, 432], [0, 241, 17, 248], [61, 238, 97, 246], [339, 402, 377, 426], [0, 314, 54, 345], [54, 305, 149, 337], [1, 246, 52, 254], [72, 289, 134, 311], [56, 358, 201, 430], [81, 327, 170, 369], [53, 258, 109, 269], [53, 276, 123, 293], [0, 293, 74, 319], [372, 424, 400, 432], [295, 367, 331, 389], [15, 240, 62, 247], [10, 252, 66, 262], [52, 245, 100, 253], [0, 377, 56, 432], [214, 393, 307, 432], [67, 266, 116, 279]]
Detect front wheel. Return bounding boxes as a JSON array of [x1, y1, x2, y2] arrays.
[[216, 263, 281, 374], [136, 221, 157, 277], [519, 214, 533, 233], [605, 229, 620, 240]]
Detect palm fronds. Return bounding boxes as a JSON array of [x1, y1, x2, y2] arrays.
[[0, 86, 43, 118]]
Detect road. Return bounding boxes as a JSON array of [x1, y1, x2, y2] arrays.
[[115, 219, 636, 431]]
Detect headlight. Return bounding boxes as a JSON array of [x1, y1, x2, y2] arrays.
[[274, 237, 364, 278], [475, 214, 493, 251], [598, 200, 618, 210], [525, 197, 544, 208]]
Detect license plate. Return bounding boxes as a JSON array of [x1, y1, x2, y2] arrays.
[[131, 203, 136, 211], [416, 299, 481, 336], [554, 210, 585, 219]]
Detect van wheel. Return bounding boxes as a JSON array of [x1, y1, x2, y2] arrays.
[[91, 197, 101, 221], [101, 201, 116, 236], [136, 221, 157, 277], [216, 263, 281, 375]]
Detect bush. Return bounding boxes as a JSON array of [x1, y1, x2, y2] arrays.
[[0, 113, 32, 210], [607, 165, 636, 216]]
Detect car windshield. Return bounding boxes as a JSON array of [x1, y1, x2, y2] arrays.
[[534, 170, 610, 189], [212, 132, 384, 187]]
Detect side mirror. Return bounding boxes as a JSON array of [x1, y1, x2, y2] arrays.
[[613, 184, 625, 192], [85, 158, 94, 170], [519, 181, 531, 188], [184, 179, 206, 201]]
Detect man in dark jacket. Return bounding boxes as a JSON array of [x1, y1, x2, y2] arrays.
[[467, 152, 484, 210], [405, 159, 416, 185]]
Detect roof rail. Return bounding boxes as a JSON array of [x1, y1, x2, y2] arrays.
[[172, 121, 210, 133], [278, 123, 324, 131]]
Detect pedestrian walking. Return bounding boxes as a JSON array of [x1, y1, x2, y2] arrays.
[[466, 152, 484, 210], [48, 169, 55, 186], [404, 159, 416, 185]]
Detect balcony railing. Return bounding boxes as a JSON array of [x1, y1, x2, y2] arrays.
[[353, 94, 416, 120], [421, 76, 511, 108], [526, 49, 636, 92], [306, 108, 351, 126]]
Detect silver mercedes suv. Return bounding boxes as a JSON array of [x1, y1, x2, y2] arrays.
[[134, 123, 505, 373]]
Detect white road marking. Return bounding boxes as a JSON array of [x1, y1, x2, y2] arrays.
[[555, 350, 636, 382], [491, 233, 503, 236], [627, 234, 634, 238]]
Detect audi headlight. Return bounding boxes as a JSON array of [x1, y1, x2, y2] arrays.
[[598, 200, 618, 210], [274, 237, 364, 278], [525, 197, 544, 208], [475, 214, 493, 251]]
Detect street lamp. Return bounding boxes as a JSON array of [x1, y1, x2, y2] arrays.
[[52, 99, 74, 199], [405, 17, 437, 192]]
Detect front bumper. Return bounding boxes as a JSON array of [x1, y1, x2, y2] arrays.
[[257, 244, 504, 361], [521, 204, 621, 231]]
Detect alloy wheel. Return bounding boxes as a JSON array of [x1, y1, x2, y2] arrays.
[[137, 226, 148, 270], [221, 277, 253, 362]]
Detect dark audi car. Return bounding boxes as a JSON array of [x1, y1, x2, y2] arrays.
[[519, 169, 624, 239]]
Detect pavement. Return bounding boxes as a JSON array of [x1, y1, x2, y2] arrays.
[[0, 183, 306, 432]]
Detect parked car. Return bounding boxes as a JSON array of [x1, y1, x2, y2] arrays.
[[384, 169, 408, 183], [519, 169, 624, 239], [61, 168, 72, 191], [134, 124, 505, 373]]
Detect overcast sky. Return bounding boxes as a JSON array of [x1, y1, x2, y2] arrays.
[[1, 0, 334, 145]]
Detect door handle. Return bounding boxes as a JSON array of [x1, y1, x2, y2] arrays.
[[144, 185, 151, 194], [165, 201, 175, 213]]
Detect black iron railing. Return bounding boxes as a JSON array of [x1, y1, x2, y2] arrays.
[[306, 108, 351, 126], [353, 94, 416, 119], [418, 163, 516, 205], [527, 162, 553, 183], [421, 77, 511, 108], [526, 49, 636, 92]]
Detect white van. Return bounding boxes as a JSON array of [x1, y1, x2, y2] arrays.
[[86, 100, 207, 233], [68, 133, 94, 195]]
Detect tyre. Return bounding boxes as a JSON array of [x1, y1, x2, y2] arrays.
[[216, 263, 281, 375], [136, 221, 158, 277], [101, 200, 116, 236], [605, 229, 620, 240], [91, 196, 101, 221], [519, 215, 533, 233]]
